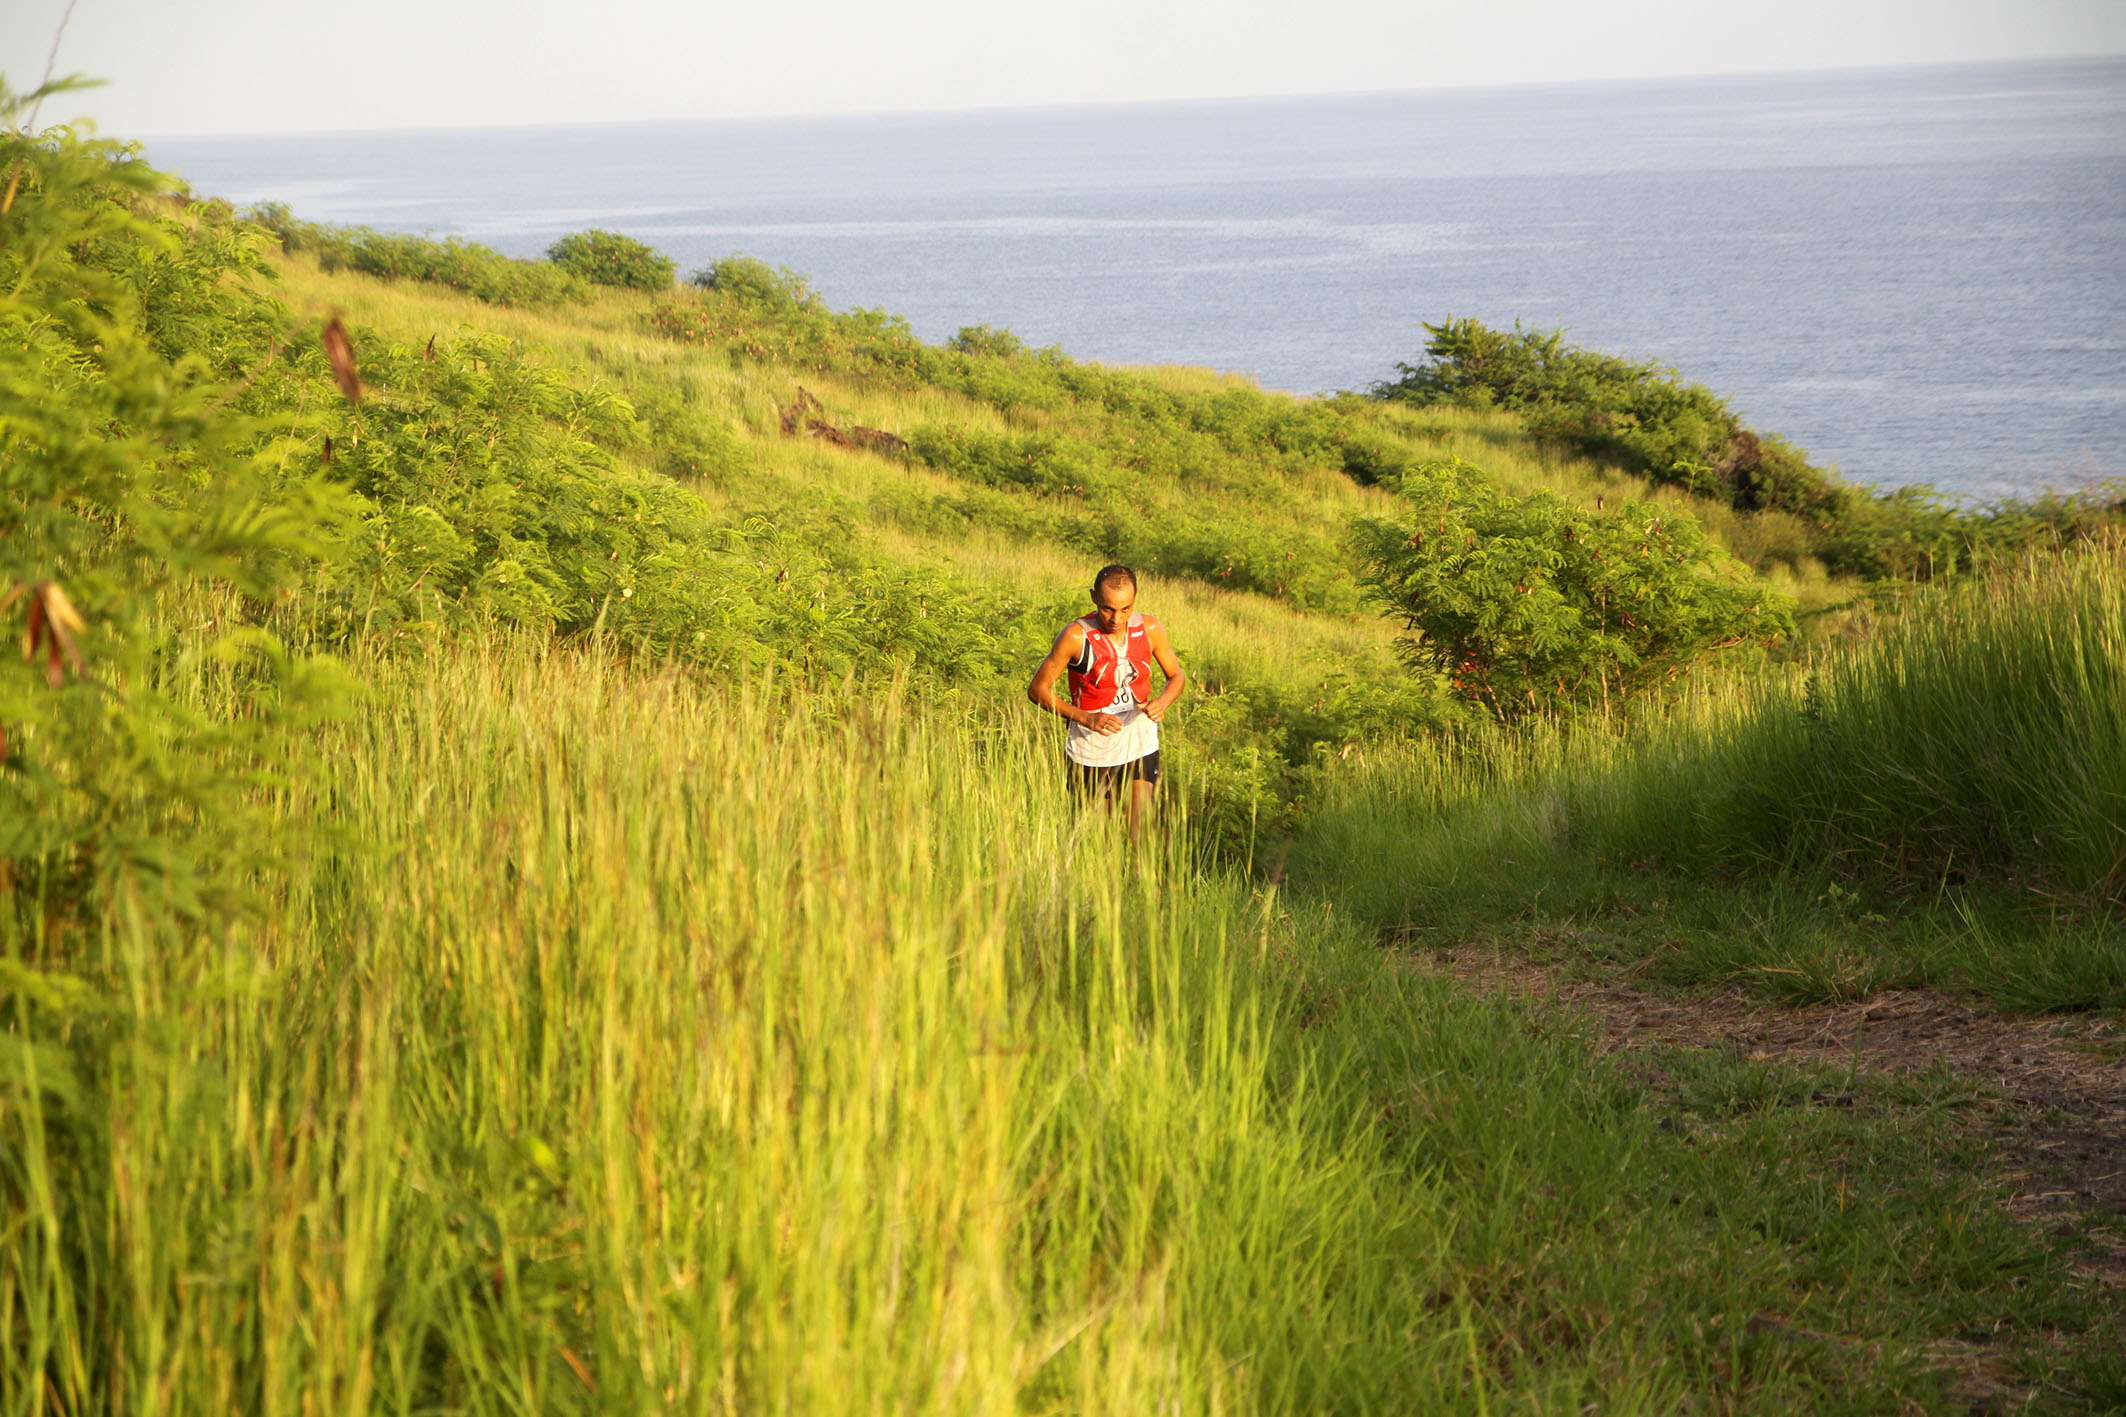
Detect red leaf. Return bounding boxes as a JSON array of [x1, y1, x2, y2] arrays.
[[10, 580, 87, 687], [322, 315, 363, 402]]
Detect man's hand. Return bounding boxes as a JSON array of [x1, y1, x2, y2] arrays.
[[1147, 621, 1186, 727], [1085, 711, 1124, 735]]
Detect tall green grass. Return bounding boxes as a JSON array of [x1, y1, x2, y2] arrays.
[[1581, 542, 2126, 903], [1291, 544, 2125, 1005], [6, 634, 2103, 1412]]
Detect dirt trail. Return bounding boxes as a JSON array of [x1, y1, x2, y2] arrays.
[[1420, 948, 2126, 1287]]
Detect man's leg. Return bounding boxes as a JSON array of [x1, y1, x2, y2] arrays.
[[1126, 777, 1156, 840], [1069, 760, 1126, 816]]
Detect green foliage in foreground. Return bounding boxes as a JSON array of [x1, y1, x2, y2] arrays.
[[1355, 459, 1795, 718], [4, 642, 2113, 1412], [0, 81, 349, 924], [545, 227, 676, 290]]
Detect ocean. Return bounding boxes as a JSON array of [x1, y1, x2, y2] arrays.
[[150, 57, 2126, 501]]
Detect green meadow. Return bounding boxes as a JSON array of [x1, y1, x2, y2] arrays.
[[4, 80, 2122, 1413]]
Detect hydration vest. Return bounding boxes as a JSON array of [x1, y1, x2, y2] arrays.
[[1067, 613, 1158, 713]]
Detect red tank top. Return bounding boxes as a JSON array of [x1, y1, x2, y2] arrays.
[[1067, 613, 1158, 713]]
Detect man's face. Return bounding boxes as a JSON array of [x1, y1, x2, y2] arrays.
[[1091, 581, 1134, 634]]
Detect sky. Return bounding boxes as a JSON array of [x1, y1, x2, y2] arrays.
[[5, 0, 2125, 137]]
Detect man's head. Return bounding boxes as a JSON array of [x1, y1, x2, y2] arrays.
[[1089, 564, 1137, 633]]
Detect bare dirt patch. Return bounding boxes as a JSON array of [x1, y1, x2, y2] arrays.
[[1421, 947, 2126, 1285]]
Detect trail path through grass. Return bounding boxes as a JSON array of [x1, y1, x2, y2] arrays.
[[1419, 945, 2126, 1382], [1411, 946, 2126, 1409]]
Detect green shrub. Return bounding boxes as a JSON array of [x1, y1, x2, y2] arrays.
[[2, 80, 350, 925], [1376, 318, 1851, 520], [1177, 668, 1462, 854], [902, 423, 1355, 611], [907, 424, 1110, 497], [546, 228, 676, 290], [245, 205, 583, 307], [947, 324, 1025, 358], [343, 230, 584, 307], [1332, 427, 1416, 486], [1354, 459, 1794, 718], [1814, 483, 2126, 581], [690, 254, 823, 312]]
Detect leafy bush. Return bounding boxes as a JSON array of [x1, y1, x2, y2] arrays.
[[343, 231, 584, 307], [1331, 427, 1417, 486], [247, 205, 583, 307], [1177, 669, 1462, 854], [621, 378, 753, 483], [1354, 460, 1794, 718], [947, 324, 1027, 358], [1375, 318, 1849, 520], [690, 255, 824, 313], [1813, 482, 2126, 581], [2, 81, 349, 924], [907, 425, 1109, 497], [903, 424, 1355, 611], [546, 228, 676, 290]]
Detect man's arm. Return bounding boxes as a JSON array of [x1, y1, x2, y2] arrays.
[[1143, 619, 1187, 723], [1028, 624, 1124, 735]]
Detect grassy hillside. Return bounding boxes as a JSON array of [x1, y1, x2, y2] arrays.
[[5, 94, 2122, 1413], [252, 237, 1855, 841]]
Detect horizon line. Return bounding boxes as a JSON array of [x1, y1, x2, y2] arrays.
[[131, 50, 2126, 146]]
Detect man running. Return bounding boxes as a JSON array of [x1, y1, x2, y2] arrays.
[[1027, 564, 1186, 835]]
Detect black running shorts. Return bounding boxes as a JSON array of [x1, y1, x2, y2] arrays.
[[1067, 750, 1162, 800]]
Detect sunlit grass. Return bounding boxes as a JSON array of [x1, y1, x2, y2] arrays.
[[1292, 543, 2126, 1006], [5, 631, 2112, 1411]]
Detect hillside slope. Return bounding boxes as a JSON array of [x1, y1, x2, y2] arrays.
[[5, 118, 2120, 1415]]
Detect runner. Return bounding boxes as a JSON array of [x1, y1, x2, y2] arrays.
[[1026, 564, 1186, 836]]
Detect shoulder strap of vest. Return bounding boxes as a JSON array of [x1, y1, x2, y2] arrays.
[[1067, 618, 1099, 673]]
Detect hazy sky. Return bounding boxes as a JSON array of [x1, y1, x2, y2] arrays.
[[6, 0, 2125, 136]]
